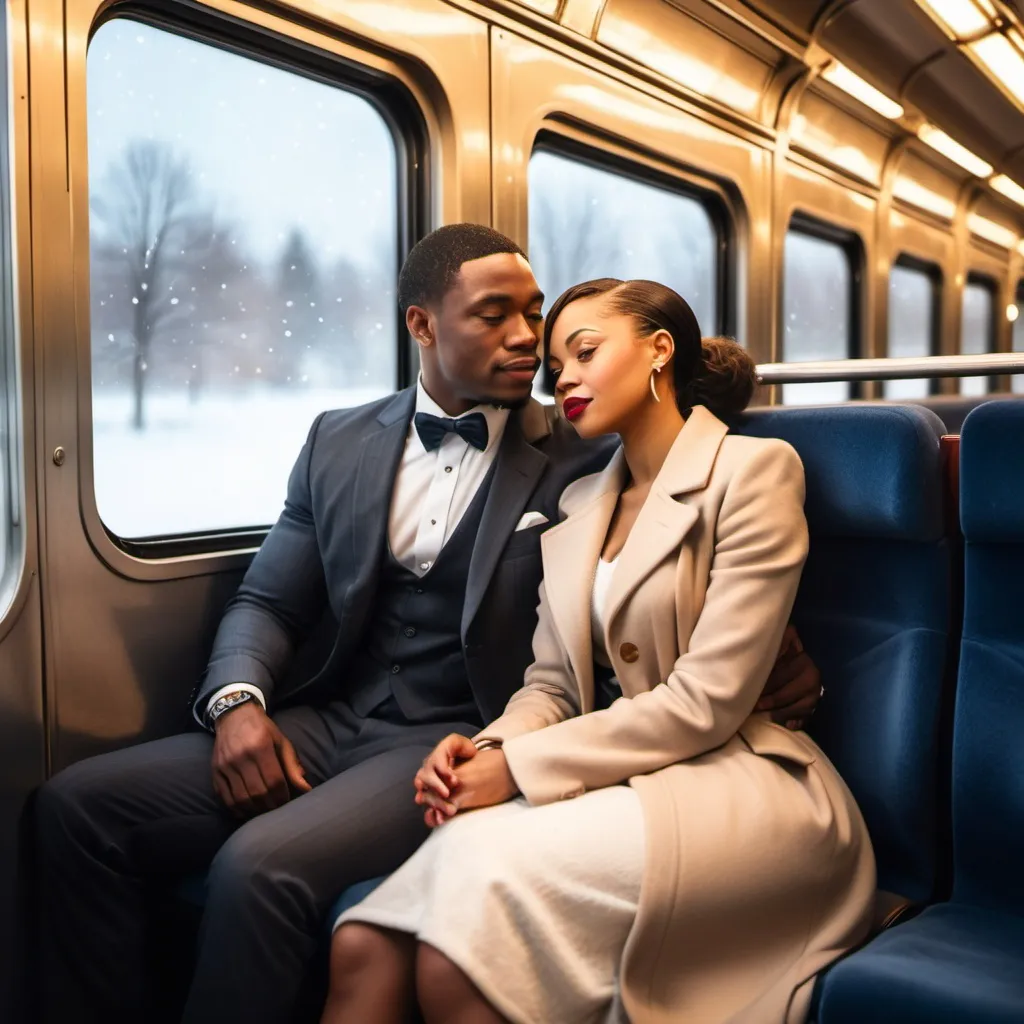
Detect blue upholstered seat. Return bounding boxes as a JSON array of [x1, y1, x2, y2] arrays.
[[325, 875, 387, 934], [734, 404, 952, 905], [813, 903, 1024, 1023], [816, 400, 1024, 1021]]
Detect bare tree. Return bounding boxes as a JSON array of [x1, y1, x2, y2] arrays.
[[90, 141, 243, 428], [528, 186, 622, 304]]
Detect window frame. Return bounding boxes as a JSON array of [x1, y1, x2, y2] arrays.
[[960, 271, 998, 396], [83, 7, 428, 562], [0, 6, 24, 622], [1012, 279, 1024, 395], [885, 253, 943, 399], [780, 213, 864, 402], [528, 131, 735, 395]]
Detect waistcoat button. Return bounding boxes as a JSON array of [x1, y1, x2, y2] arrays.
[[404, 627, 416, 638], [391, 664, 401, 674], [619, 642, 639, 663]]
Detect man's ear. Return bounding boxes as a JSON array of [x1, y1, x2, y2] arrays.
[[406, 305, 435, 351]]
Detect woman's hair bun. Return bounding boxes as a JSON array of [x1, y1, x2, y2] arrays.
[[688, 336, 759, 417]]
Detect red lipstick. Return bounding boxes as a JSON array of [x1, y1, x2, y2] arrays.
[[562, 397, 591, 422]]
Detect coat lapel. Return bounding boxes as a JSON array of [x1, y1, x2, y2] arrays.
[[539, 453, 627, 713], [348, 389, 415, 583], [461, 410, 549, 637], [603, 407, 731, 640]]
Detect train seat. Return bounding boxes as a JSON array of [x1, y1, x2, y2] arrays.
[[733, 404, 952, 906], [814, 399, 1024, 1022], [896, 393, 1024, 434]]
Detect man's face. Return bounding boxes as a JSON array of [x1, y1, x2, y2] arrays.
[[411, 252, 544, 413]]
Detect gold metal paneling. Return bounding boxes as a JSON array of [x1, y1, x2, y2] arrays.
[[970, 194, 1020, 249], [561, 0, 605, 37], [892, 151, 961, 222], [598, 0, 775, 120], [507, 0, 562, 16], [490, 26, 774, 360], [790, 87, 889, 187]]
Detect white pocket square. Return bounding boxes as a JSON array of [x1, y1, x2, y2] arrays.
[[514, 511, 549, 532]]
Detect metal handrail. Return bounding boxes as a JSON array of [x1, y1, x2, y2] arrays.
[[756, 353, 1024, 384]]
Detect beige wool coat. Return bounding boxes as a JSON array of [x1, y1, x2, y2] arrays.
[[476, 406, 876, 1024]]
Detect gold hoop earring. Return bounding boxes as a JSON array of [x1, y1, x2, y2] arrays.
[[650, 364, 662, 403]]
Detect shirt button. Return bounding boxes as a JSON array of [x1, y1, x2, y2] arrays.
[[619, 642, 640, 663], [404, 627, 417, 638], [444, 466, 453, 473], [392, 665, 401, 674], [430, 519, 437, 526]]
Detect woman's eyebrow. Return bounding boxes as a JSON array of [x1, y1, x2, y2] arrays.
[[564, 326, 602, 347]]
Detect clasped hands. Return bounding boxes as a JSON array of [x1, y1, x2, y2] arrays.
[[414, 735, 518, 828]]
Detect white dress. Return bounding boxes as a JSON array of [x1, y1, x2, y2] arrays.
[[335, 556, 646, 1024]]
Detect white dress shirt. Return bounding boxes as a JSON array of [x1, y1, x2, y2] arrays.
[[202, 380, 510, 725]]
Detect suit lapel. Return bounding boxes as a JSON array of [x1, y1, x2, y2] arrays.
[[461, 412, 548, 637], [348, 390, 415, 584], [602, 489, 699, 639], [603, 407, 730, 639], [538, 452, 627, 713]]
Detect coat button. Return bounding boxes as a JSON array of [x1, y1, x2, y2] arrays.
[[619, 642, 639, 663], [404, 627, 417, 638]]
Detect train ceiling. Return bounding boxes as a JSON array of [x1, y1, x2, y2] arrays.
[[749, 0, 1024, 185]]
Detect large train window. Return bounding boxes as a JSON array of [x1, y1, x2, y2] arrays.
[[781, 220, 860, 405], [0, 20, 15, 602], [960, 275, 996, 397], [87, 19, 399, 541], [528, 148, 722, 338], [1014, 282, 1024, 395], [885, 258, 939, 400]]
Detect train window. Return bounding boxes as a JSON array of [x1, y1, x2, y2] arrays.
[[1014, 284, 1024, 395], [885, 260, 938, 400], [87, 20, 399, 541], [960, 277, 995, 397], [0, 22, 14, 598], [528, 149, 721, 338], [781, 225, 858, 405]]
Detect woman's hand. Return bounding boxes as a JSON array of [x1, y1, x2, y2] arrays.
[[449, 749, 518, 814], [414, 738, 519, 827], [415, 734, 476, 828]]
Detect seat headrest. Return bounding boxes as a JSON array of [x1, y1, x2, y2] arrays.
[[730, 404, 946, 541], [960, 400, 1024, 543]]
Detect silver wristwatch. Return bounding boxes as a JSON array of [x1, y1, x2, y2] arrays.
[[206, 690, 255, 729]]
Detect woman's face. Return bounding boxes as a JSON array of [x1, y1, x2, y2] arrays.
[[546, 294, 669, 438]]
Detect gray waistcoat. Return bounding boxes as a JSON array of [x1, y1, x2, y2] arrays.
[[345, 465, 494, 725]]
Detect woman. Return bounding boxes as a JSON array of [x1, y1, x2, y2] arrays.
[[322, 280, 875, 1024]]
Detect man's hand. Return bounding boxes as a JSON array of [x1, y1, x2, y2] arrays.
[[756, 625, 823, 730], [211, 702, 311, 817]]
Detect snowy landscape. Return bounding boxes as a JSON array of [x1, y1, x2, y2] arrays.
[[92, 386, 387, 538]]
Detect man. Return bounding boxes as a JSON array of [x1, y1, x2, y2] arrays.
[[35, 224, 821, 1023]]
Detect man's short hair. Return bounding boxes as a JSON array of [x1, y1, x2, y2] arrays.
[[397, 223, 526, 313]]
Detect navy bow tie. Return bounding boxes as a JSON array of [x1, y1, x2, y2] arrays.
[[414, 411, 489, 452]]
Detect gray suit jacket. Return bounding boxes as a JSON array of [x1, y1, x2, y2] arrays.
[[192, 388, 616, 725]]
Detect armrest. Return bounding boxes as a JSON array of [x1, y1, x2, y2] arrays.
[[872, 889, 928, 932]]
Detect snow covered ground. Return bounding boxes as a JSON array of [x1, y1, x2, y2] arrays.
[[92, 387, 388, 538]]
